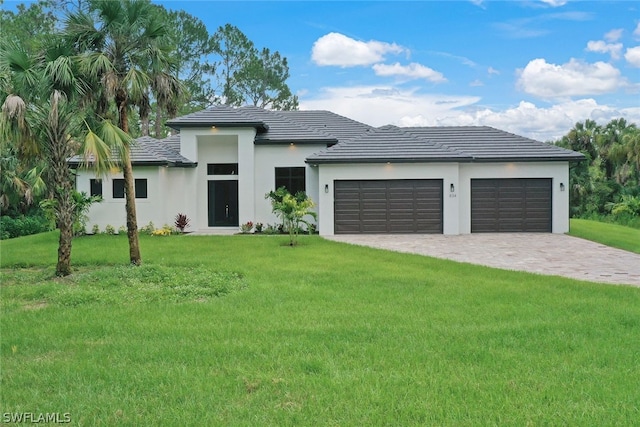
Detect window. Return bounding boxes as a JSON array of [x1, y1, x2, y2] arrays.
[[90, 179, 102, 197], [207, 163, 238, 175], [113, 179, 125, 199], [112, 179, 148, 199], [135, 179, 148, 199], [275, 167, 306, 195]]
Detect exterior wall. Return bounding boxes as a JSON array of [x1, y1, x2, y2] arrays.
[[458, 161, 569, 234], [77, 166, 194, 232], [254, 144, 324, 227], [317, 162, 460, 236], [179, 127, 257, 230]]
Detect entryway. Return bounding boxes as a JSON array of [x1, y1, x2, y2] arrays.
[[207, 180, 238, 227]]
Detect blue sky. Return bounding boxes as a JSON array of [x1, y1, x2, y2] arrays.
[[5, 0, 639, 141], [157, 0, 639, 141]]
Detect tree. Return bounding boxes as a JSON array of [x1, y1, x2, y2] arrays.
[[209, 23, 255, 106], [208, 24, 298, 110], [236, 48, 299, 110], [65, 0, 181, 265], [0, 38, 119, 276], [557, 119, 639, 220]]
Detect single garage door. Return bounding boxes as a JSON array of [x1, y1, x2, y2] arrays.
[[471, 178, 552, 232], [334, 179, 443, 234]]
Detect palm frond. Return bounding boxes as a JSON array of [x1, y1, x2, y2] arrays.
[[81, 120, 114, 175]]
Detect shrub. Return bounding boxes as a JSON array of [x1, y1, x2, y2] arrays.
[[255, 222, 264, 233], [240, 221, 254, 233], [140, 221, 155, 235], [91, 224, 100, 235], [266, 187, 317, 246], [104, 225, 116, 235], [0, 213, 52, 239], [174, 213, 191, 233], [118, 225, 127, 235], [151, 226, 173, 236]]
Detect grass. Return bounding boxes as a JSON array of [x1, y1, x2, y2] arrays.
[[2, 232, 640, 425], [569, 218, 640, 254]]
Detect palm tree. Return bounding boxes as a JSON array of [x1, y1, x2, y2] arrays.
[[65, 0, 181, 265], [0, 39, 117, 276]]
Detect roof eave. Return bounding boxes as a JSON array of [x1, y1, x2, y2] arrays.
[[255, 138, 338, 145], [306, 157, 472, 165], [165, 121, 269, 132]]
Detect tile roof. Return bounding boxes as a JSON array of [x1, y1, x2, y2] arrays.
[[144, 106, 586, 165], [278, 110, 374, 143], [307, 125, 584, 164], [239, 106, 337, 144], [165, 105, 269, 131], [69, 135, 196, 167], [306, 125, 470, 164], [401, 126, 584, 162]]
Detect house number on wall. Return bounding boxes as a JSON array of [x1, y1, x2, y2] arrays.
[[449, 193, 457, 198]]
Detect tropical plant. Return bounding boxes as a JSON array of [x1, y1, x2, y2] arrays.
[[266, 187, 316, 246], [0, 36, 121, 276], [65, 0, 183, 266], [174, 213, 191, 233]]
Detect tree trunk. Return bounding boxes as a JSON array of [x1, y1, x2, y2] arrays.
[[117, 90, 142, 265], [122, 148, 142, 265], [56, 203, 73, 276], [154, 108, 162, 138]]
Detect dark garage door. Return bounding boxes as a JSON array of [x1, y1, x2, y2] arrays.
[[471, 178, 552, 232], [334, 180, 443, 234]]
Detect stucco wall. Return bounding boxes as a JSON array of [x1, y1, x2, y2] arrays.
[[316, 161, 570, 236], [254, 144, 324, 227], [77, 166, 194, 232]]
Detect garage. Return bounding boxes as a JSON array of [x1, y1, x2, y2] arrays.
[[334, 179, 443, 234], [471, 178, 552, 232]]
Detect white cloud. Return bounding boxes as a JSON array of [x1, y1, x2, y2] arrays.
[[311, 33, 405, 67], [372, 62, 446, 83], [634, 23, 640, 39], [625, 46, 640, 67], [539, 0, 567, 7], [470, 80, 484, 87], [487, 66, 500, 75], [586, 40, 623, 59], [300, 85, 640, 142], [605, 28, 624, 42], [517, 58, 625, 98], [300, 85, 479, 128]]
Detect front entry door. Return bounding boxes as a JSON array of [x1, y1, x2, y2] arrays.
[[208, 180, 238, 227]]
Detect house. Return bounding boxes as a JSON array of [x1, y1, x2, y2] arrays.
[[72, 105, 584, 235]]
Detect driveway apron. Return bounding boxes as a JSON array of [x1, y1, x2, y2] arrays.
[[325, 233, 640, 287]]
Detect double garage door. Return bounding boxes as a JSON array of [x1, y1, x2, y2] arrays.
[[334, 178, 552, 234]]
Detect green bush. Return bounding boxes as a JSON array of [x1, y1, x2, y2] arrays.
[[0, 214, 52, 239]]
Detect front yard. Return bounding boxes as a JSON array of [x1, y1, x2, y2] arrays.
[[1, 232, 639, 425]]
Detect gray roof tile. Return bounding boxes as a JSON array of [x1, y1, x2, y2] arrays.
[[69, 135, 196, 167], [165, 105, 269, 131], [402, 126, 585, 162], [306, 126, 470, 164]]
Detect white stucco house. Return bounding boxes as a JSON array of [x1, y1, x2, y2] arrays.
[[71, 105, 584, 236]]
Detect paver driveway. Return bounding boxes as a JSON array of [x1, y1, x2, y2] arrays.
[[325, 233, 640, 287]]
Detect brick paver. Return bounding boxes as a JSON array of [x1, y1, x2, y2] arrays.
[[325, 234, 640, 287]]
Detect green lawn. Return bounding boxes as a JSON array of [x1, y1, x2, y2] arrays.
[[2, 232, 640, 425], [569, 218, 640, 254]]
